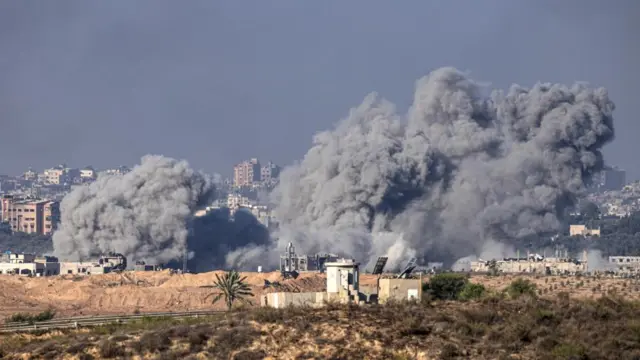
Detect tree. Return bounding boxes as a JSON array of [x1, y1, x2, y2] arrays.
[[458, 283, 486, 301], [201, 270, 254, 310], [505, 278, 537, 299], [487, 260, 499, 276], [423, 273, 468, 300]]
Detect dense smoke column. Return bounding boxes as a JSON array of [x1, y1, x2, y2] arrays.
[[52, 155, 215, 264], [255, 67, 615, 269], [184, 207, 271, 272]]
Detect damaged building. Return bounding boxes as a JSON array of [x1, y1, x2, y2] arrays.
[[0, 251, 156, 276], [0, 251, 60, 276], [279, 242, 340, 273], [470, 251, 588, 275]]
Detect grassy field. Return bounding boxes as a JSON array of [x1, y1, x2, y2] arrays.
[[2, 286, 640, 360]]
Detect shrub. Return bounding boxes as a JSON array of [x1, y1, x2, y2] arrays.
[[505, 278, 537, 298], [98, 340, 124, 358], [424, 273, 468, 300], [6, 308, 56, 324], [210, 326, 262, 358], [458, 283, 486, 301], [133, 331, 172, 353]]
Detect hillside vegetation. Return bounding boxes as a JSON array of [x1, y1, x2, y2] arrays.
[[2, 277, 640, 360]]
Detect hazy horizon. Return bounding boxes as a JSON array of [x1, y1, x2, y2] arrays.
[[1, 1, 638, 179]]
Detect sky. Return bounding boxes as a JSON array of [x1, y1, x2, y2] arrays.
[[0, 1, 638, 179]]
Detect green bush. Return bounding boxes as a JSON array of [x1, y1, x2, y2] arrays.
[[506, 278, 537, 298], [6, 308, 56, 324], [458, 283, 486, 301], [424, 273, 468, 300]]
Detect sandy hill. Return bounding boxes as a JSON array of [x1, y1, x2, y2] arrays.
[[0, 270, 328, 321], [1, 270, 637, 322]]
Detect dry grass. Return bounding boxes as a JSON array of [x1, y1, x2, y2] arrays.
[[2, 291, 640, 360]]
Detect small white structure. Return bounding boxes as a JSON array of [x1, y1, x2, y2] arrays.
[[325, 259, 360, 301], [60, 262, 110, 275]]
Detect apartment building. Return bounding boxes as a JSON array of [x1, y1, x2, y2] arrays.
[[233, 158, 261, 187], [260, 161, 281, 184], [80, 167, 97, 181], [43, 166, 65, 185], [23, 169, 38, 181], [1, 195, 60, 235], [569, 224, 601, 237]]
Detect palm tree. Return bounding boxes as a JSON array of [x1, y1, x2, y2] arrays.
[[201, 270, 254, 310]]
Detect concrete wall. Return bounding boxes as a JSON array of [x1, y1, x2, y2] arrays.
[[60, 262, 109, 275], [471, 259, 586, 274], [377, 278, 422, 304], [260, 292, 328, 308], [0, 262, 60, 276]]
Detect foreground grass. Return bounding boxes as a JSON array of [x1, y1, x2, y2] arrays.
[[2, 294, 640, 360]]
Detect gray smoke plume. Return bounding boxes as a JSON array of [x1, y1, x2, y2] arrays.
[[52, 155, 215, 264], [232, 67, 615, 270]]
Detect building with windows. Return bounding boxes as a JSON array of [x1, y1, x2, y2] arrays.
[[80, 166, 97, 181], [0, 195, 60, 235], [569, 224, 601, 237], [103, 166, 131, 176], [233, 158, 261, 187], [260, 161, 281, 184], [43, 166, 66, 185]]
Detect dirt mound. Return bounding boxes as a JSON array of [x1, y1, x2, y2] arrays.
[[0, 271, 329, 321], [1, 270, 635, 322]]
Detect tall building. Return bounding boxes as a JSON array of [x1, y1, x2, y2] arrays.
[[43, 166, 66, 185], [1, 195, 60, 235], [260, 161, 281, 184], [233, 158, 261, 187]]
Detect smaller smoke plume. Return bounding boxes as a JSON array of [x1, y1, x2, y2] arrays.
[[52, 155, 214, 264], [586, 249, 617, 272]]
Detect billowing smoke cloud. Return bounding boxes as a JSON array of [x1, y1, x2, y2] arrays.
[[52, 155, 215, 264], [231, 67, 615, 270], [185, 207, 271, 272]]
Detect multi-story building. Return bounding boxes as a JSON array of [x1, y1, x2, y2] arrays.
[[260, 161, 281, 184], [80, 166, 97, 181], [43, 166, 66, 185], [104, 166, 131, 176], [233, 158, 261, 187], [23, 169, 37, 181], [1, 195, 60, 235], [569, 224, 601, 237], [227, 193, 254, 210]]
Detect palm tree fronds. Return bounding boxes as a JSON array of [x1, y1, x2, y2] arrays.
[[203, 270, 255, 310]]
